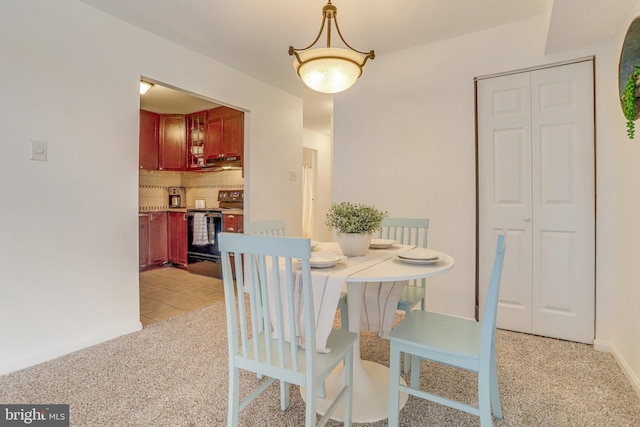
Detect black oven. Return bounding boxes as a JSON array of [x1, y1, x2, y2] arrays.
[[186, 210, 223, 278]]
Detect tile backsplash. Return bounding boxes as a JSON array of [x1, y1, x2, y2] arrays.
[[138, 170, 243, 211]]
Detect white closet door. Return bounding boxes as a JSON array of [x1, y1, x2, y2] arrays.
[[477, 60, 595, 344], [478, 72, 534, 333]]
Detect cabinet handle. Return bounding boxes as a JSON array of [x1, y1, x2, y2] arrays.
[[524, 217, 531, 222]]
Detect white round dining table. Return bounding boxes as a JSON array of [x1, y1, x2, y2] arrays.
[[302, 247, 455, 423]]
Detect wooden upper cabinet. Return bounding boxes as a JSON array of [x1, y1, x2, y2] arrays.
[[159, 114, 185, 170], [222, 112, 243, 157], [139, 110, 159, 170], [205, 106, 244, 160], [204, 116, 223, 161]]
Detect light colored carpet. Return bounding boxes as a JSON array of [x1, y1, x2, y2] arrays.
[[1, 302, 639, 426]]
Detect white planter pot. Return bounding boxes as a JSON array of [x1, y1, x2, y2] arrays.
[[337, 233, 371, 257]]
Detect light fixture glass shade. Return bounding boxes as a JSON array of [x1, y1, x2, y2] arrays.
[[139, 81, 153, 95], [293, 48, 365, 94]]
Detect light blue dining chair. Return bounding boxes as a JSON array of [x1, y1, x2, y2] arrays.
[[338, 217, 429, 372], [219, 232, 357, 427], [387, 232, 507, 427], [246, 219, 287, 236]]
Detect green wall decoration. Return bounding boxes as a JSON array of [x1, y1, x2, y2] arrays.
[[619, 17, 640, 139]]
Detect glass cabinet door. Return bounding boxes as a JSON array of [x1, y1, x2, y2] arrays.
[[186, 111, 206, 169]]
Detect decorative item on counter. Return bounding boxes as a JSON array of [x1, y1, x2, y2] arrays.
[[325, 201, 388, 256]]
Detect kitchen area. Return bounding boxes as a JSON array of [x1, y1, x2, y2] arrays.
[[138, 83, 245, 325]]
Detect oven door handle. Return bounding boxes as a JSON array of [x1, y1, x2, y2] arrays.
[[186, 212, 223, 219]]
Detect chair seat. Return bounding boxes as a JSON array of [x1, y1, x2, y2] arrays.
[[387, 233, 506, 427], [396, 284, 426, 312], [239, 329, 358, 382], [391, 311, 481, 362]]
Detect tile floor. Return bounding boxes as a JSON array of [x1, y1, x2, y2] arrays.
[[139, 266, 225, 326]]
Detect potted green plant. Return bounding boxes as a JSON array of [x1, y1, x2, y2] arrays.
[[622, 62, 640, 139], [325, 201, 388, 256]]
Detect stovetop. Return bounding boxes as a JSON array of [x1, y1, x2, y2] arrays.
[[218, 189, 243, 210]]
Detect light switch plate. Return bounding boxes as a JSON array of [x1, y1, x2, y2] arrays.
[[31, 140, 47, 161], [289, 170, 297, 181]]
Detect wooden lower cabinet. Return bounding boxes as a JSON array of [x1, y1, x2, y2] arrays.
[[139, 214, 150, 269], [223, 213, 243, 278], [222, 213, 243, 233], [139, 212, 168, 270], [168, 212, 187, 266], [148, 212, 168, 265]]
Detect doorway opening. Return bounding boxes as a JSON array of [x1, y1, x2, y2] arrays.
[[138, 80, 245, 326]]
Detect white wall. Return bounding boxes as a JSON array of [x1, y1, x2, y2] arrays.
[[611, 2, 640, 397], [0, 0, 303, 374], [334, 13, 639, 389]]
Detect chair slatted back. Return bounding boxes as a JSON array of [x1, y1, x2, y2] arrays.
[[481, 232, 507, 359], [219, 232, 315, 377], [246, 219, 287, 236], [378, 217, 429, 248], [379, 218, 429, 290]]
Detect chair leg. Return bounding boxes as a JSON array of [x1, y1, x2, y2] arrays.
[[228, 365, 240, 427], [478, 366, 493, 427], [339, 296, 349, 330], [490, 348, 503, 419], [388, 344, 401, 427], [305, 379, 316, 427], [317, 381, 326, 399], [280, 381, 290, 411], [343, 348, 354, 427], [403, 353, 411, 374], [410, 355, 421, 388]]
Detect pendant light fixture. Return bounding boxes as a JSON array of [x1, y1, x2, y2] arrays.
[[288, 1, 375, 94]]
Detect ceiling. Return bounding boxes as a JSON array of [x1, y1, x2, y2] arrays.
[[80, 0, 637, 134]]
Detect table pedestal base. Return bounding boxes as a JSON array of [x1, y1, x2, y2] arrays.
[[301, 360, 408, 423]]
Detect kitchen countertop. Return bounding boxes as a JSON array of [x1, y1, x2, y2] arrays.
[[139, 207, 243, 214], [139, 208, 188, 213]]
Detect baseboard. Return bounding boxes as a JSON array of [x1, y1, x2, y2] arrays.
[[593, 338, 613, 352], [0, 321, 142, 376], [611, 344, 640, 399]]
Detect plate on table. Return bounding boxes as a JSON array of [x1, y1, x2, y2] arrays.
[[309, 255, 343, 269], [396, 256, 440, 265], [397, 249, 440, 264], [369, 239, 396, 249]]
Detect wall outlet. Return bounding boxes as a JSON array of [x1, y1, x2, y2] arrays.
[[289, 170, 297, 181], [31, 140, 47, 161]]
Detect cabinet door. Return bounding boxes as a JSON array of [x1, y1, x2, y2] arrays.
[[222, 112, 243, 157], [204, 116, 223, 161], [139, 110, 159, 170], [149, 212, 168, 265], [205, 107, 244, 160], [159, 115, 185, 170], [223, 214, 243, 233], [139, 214, 150, 269], [186, 111, 206, 169], [168, 212, 187, 266]]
